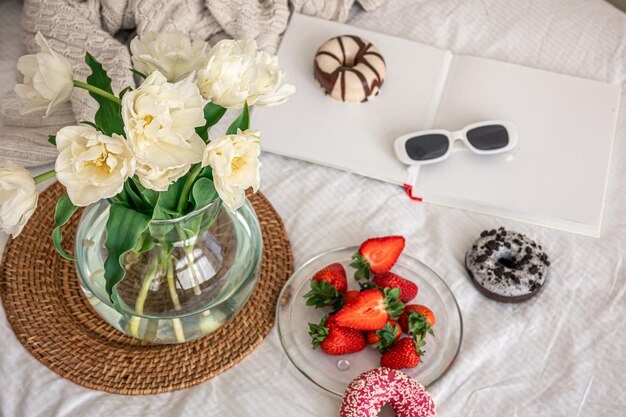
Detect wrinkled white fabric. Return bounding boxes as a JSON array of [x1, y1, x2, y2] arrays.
[[1, 0, 626, 416]]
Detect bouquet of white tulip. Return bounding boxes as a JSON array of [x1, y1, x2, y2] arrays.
[[1, 31, 294, 314]]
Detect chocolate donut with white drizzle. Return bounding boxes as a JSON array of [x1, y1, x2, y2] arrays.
[[314, 35, 386, 103]]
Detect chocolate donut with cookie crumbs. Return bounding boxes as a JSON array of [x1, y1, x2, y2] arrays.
[[465, 227, 550, 302], [313, 35, 386, 103]]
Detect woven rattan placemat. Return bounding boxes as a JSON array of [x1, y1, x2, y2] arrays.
[[0, 181, 293, 394]]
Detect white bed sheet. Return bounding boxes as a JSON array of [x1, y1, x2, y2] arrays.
[[1, 0, 626, 416]]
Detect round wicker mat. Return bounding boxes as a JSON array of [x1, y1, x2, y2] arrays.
[[0, 182, 293, 394]]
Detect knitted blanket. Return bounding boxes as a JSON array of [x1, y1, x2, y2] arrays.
[[0, 0, 384, 167]]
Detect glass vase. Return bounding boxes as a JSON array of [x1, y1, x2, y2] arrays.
[[74, 197, 263, 344]]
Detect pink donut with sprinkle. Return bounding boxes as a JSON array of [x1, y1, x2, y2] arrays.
[[340, 367, 436, 417]]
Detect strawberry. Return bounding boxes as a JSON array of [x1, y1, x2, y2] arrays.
[[366, 319, 402, 352], [333, 288, 405, 331], [312, 263, 348, 293], [309, 315, 366, 355], [380, 337, 421, 369], [303, 263, 347, 309], [398, 305, 436, 333], [344, 290, 360, 305], [398, 305, 435, 357], [373, 272, 418, 303], [351, 236, 405, 280]]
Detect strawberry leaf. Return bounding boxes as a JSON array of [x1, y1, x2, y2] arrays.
[[407, 310, 434, 356], [372, 322, 400, 353], [383, 287, 405, 319], [308, 316, 330, 349], [350, 253, 371, 281], [359, 280, 377, 291], [303, 280, 343, 309]]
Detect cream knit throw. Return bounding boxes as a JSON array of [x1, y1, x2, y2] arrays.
[[0, 0, 384, 167]]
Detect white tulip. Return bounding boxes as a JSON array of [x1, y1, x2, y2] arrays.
[[202, 129, 261, 210], [130, 31, 208, 83], [0, 162, 38, 237], [121, 71, 206, 191], [196, 39, 258, 109], [135, 162, 190, 192], [250, 50, 296, 107], [196, 39, 294, 109], [55, 126, 135, 207], [14, 32, 74, 117]]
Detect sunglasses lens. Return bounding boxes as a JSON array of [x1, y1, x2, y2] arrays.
[[466, 125, 509, 151], [405, 134, 449, 161]]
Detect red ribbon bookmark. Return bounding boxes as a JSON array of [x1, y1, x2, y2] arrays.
[[402, 184, 423, 202]]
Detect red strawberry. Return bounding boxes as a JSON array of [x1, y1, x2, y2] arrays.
[[304, 263, 347, 309], [373, 272, 418, 303], [366, 319, 402, 352], [380, 337, 421, 369], [398, 305, 436, 333], [344, 290, 360, 305], [351, 236, 405, 280], [309, 315, 366, 355], [333, 288, 405, 331], [312, 263, 347, 293]]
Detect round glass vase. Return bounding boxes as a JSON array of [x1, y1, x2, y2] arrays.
[[74, 197, 263, 344]]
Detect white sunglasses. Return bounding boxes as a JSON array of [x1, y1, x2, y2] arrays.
[[394, 121, 518, 165]]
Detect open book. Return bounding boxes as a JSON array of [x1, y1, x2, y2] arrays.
[[254, 13, 621, 237]]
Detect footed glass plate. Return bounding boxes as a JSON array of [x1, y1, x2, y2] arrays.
[[277, 247, 463, 396]]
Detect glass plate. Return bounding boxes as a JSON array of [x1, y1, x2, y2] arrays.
[[276, 246, 463, 397]]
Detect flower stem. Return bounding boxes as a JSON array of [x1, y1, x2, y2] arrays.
[[128, 252, 160, 338], [73, 80, 121, 105], [184, 245, 202, 295], [176, 164, 202, 213], [174, 224, 202, 295], [172, 318, 186, 343], [165, 255, 181, 311], [33, 170, 56, 184]]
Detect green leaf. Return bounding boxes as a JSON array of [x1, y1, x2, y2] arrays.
[[133, 229, 156, 254], [121, 178, 154, 214], [140, 188, 158, 207], [48, 135, 56, 146], [118, 86, 132, 99], [51, 195, 78, 260], [191, 177, 217, 210], [226, 102, 249, 135], [103, 204, 151, 309], [79, 120, 100, 130], [130, 68, 147, 79], [123, 181, 145, 209], [111, 189, 130, 208], [152, 174, 187, 220], [197, 166, 214, 181], [196, 102, 227, 141], [85, 52, 124, 136]]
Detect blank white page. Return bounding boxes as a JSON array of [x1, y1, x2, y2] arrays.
[[416, 55, 620, 235], [255, 13, 452, 184]]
